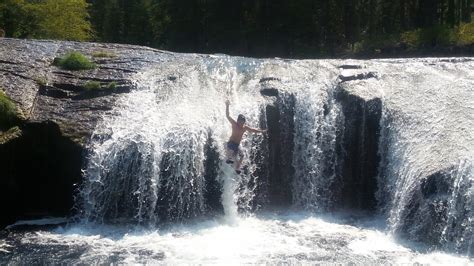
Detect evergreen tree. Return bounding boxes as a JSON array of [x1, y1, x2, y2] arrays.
[[3, 0, 473, 56], [0, 0, 36, 38], [30, 0, 93, 41], [0, 0, 92, 40]]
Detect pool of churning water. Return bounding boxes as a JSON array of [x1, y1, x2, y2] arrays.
[[1, 212, 472, 264]]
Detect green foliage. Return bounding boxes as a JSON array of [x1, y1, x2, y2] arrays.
[[0, 0, 34, 38], [0, 0, 93, 40], [92, 51, 117, 58], [357, 34, 401, 53], [401, 30, 422, 49], [0, 90, 18, 130], [53, 52, 96, 71], [82, 81, 117, 91], [0, 126, 22, 144], [30, 0, 93, 41], [456, 23, 474, 46], [83, 81, 102, 91], [420, 26, 456, 47], [107, 82, 117, 90], [401, 25, 463, 49], [2, 0, 473, 56], [34, 77, 48, 86]]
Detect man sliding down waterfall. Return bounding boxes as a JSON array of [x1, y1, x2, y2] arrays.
[[225, 100, 267, 174]]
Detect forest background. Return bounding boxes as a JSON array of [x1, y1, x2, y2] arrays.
[[1, 0, 473, 58]]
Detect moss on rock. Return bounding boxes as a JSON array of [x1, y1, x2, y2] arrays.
[[0, 90, 19, 130], [0, 126, 22, 144], [53, 51, 96, 71]]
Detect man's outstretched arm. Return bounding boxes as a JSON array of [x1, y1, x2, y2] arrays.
[[225, 100, 237, 124], [245, 126, 267, 134]]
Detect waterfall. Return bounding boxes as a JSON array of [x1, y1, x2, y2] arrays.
[[291, 84, 343, 211], [2, 37, 473, 263], [76, 55, 473, 255], [374, 59, 474, 255], [79, 55, 268, 224]]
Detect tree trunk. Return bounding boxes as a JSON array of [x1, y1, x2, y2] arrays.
[[368, 0, 377, 37], [400, 0, 407, 30], [462, 0, 471, 22], [448, 0, 456, 26]]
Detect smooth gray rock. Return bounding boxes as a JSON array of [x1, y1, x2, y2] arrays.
[[0, 38, 170, 228], [0, 38, 169, 143]]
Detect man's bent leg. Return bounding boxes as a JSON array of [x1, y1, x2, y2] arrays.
[[225, 146, 237, 164], [235, 151, 244, 174], [225, 142, 233, 164]]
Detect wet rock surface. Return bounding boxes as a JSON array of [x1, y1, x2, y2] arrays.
[[258, 77, 295, 208], [203, 134, 224, 215], [264, 93, 296, 207], [397, 165, 473, 254], [0, 122, 83, 228], [339, 71, 378, 83], [0, 38, 170, 228], [0, 38, 169, 143], [335, 86, 382, 211], [335, 75, 383, 213], [0, 40, 471, 258]]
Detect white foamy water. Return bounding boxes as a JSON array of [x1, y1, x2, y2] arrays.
[[80, 55, 268, 224], [2, 213, 472, 264], [5, 217, 68, 230], [74, 56, 474, 257], [366, 59, 474, 254], [1, 55, 473, 264]]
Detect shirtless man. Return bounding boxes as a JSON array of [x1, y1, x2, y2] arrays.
[[225, 100, 266, 174]]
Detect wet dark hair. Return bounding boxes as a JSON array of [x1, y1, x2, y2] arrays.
[[237, 114, 246, 123]]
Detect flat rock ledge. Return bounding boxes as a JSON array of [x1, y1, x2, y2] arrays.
[[0, 38, 172, 144], [0, 38, 171, 228]]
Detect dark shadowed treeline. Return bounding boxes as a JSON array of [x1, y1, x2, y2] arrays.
[[0, 0, 92, 41], [88, 0, 474, 57], [1, 0, 473, 57]]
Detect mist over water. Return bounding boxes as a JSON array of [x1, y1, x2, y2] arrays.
[[3, 213, 472, 264], [1, 56, 473, 264], [80, 55, 268, 224], [373, 59, 474, 255]]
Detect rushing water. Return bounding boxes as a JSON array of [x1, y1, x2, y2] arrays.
[[1, 55, 473, 264], [2, 213, 472, 264], [373, 59, 474, 255], [79, 55, 270, 224]]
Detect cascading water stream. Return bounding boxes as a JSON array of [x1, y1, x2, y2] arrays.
[[79, 55, 268, 224], [67, 56, 474, 258], [372, 59, 474, 255], [78, 57, 473, 254], [2, 56, 472, 264], [292, 81, 343, 211]]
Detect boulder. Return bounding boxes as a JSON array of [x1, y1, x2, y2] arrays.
[[339, 71, 378, 83], [261, 90, 296, 208], [0, 38, 168, 228], [0, 122, 82, 228], [203, 133, 224, 215], [0, 38, 168, 143], [396, 165, 473, 255], [334, 84, 382, 211], [338, 64, 363, 69]]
